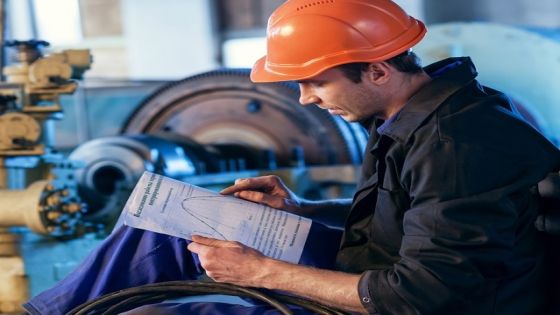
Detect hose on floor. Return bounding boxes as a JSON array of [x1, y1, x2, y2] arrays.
[[65, 280, 347, 315]]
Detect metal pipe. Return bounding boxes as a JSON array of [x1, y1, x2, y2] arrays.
[[0, 254, 29, 314], [0, 180, 47, 234], [27, 0, 38, 39], [0, 158, 6, 189], [0, 0, 5, 81]]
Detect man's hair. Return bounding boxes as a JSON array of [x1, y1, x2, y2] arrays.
[[337, 50, 423, 83]]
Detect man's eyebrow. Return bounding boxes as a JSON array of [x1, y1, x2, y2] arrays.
[[296, 79, 319, 84]]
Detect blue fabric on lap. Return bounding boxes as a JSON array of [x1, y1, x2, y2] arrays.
[[24, 221, 342, 314]]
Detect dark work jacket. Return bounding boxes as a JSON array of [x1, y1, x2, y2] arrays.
[[335, 57, 560, 315]]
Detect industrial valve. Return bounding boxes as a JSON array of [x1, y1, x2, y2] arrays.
[[0, 178, 86, 237], [0, 40, 92, 237]]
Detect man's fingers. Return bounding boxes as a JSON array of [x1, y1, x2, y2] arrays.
[[187, 241, 207, 255], [236, 190, 284, 209], [191, 234, 215, 245], [220, 176, 277, 195], [186, 237, 224, 256], [191, 235, 239, 248], [220, 178, 257, 195], [219, 184, 242, 195]]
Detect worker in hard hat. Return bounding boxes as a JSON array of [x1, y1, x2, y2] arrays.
[[192, 0, 560, 314], [24, 0, 560, 314]]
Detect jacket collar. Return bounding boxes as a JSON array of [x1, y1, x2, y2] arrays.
[[371, 57, 478, 148]]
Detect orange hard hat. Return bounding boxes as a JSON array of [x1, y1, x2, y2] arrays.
[[251, 0, 427, 82]]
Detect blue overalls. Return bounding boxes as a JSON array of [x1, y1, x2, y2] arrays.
[[24, 223, 341, 314]]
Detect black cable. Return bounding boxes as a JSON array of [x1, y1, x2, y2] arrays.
[[65, 280, 348, 315], [73, 287, 264, 315], [102, 293, 169, 315], [66, 281, 294, 315], [271, 293, 347, 315]]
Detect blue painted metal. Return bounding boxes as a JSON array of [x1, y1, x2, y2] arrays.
[[415, 22, 560, 145]]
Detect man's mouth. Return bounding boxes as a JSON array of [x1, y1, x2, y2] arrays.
[[328, 109, 345, 116], [316, 105, 345, 116]]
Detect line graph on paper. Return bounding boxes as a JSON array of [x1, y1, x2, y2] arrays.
[[123, 172, 312, 264], [167, 183, 257, 242]]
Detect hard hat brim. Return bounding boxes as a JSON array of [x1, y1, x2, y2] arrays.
[[250, 55, 347, 83], [251, 24, 427, 83], [250, 56, 303, 83]]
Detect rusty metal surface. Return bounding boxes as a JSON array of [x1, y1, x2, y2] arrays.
[[122, 69, 367, 168]]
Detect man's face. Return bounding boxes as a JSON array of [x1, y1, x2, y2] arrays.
[[297, 67, 387, 122]]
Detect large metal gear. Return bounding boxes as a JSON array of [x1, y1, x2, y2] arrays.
[[122, 69, 368, 167], [71, 69, 367, 225]]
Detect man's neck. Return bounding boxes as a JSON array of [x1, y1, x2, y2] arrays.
[[384, 71, 432, 119]]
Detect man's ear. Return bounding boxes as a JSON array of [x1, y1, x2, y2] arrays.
[[365, 62, 391, 85]]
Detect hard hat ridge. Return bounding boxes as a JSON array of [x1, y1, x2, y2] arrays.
[[251, 0, 427, 82]]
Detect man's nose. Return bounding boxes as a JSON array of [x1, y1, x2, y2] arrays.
[[298, 84, 320, 106]]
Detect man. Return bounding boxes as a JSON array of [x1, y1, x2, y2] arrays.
[[25, 0, 560, 314]]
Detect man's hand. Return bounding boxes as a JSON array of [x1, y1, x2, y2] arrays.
[[187, 235, 270, 287], [220, 175, 306, 215], [221, 175, 352, 227], [187, 235, 365, 313]]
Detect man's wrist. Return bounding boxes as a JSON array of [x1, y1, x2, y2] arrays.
[[257, 258, 290, 290]]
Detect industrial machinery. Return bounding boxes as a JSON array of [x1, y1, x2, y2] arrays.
[[3, 21, 560, 313], [0, 40, 92, 236], [0, 40, 92, 313], [0, 62, 367, 313], [69, 69, 368, 227], [61, 22, 560, 238]]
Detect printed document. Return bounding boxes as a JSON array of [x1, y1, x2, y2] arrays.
[[122, 171, 311, 263]]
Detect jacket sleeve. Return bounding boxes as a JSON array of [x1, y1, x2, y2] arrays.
[[360, 131, 556, 314]]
